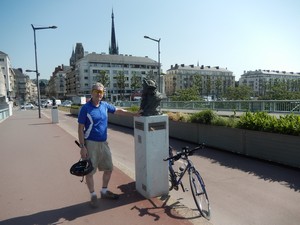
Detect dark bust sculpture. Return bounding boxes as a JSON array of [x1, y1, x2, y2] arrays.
[[51, 97, 56, 106], [140, 78, 163, 116]]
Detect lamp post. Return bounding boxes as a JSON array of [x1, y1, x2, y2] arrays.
[[144, 35, 161, 93], [30, 24, 57, 118]]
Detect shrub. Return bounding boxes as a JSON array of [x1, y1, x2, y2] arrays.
[[166, 112, 190, 122], [58, 105, 71, 113], [212, 116, 227, 126], [237, 112, 300, 136], [190, 110, 217, 124], [127, 105, 140, 112], [71, 104, 82, 109], [275, 114, 300, 135]]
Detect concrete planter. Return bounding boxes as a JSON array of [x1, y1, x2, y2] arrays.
[[169, 120, 300, 168], [108, 113, 134, 128], [70, 107, 81, 116], [97, 113, 300, 168]]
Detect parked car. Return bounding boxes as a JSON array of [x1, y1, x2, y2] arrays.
[[41, 99, 52, 108], [54, 99, 62, 106], [21, 103, 34, 109], [62, 100, 72, 107]]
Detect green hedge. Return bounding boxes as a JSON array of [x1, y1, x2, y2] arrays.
[[237, 112, 300, 136], [168, 110, 300, 136]]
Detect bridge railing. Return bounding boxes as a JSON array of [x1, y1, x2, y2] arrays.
[[0, 108, 10, 121], [112, 100, 300, 114]]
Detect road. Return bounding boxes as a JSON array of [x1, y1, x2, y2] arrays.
[[43, 108, 300, 225]]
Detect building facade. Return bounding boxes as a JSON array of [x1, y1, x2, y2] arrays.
[[70, 52, 158, 101], [0, 51, 16, 102], [239, 70, 300, 97], [48, 65, 71, 99], [13, 68, 37, 105], [165, 64, 235, 100], [0, 68, 5, 98]]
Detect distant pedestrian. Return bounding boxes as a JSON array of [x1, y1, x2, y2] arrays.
[[77, 82, 138, 207]]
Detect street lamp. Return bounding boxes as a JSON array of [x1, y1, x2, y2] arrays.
[[30, 24, 57, 118], [144, 35, 161, 93]]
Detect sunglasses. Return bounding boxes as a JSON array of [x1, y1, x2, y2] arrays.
[[92, 89, 104, 95]]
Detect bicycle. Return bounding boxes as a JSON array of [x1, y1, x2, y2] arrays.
[[163, 144, 211, 220]]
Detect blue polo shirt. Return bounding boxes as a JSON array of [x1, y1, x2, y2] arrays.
[[78, 100, 116, 142]]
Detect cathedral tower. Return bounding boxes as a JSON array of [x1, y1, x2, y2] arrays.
[[109, 9, 119, 55]]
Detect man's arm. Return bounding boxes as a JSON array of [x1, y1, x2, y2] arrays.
[[78, 123, 88, 158], [114, 108, 140, 116]]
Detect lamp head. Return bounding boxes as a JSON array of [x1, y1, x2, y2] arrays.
[[26, 69, 37, 73]]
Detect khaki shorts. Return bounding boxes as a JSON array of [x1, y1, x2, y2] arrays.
[[85, 140, 113, 174]]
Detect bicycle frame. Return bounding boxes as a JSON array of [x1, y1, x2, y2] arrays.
[[168, 150, 195, 192]]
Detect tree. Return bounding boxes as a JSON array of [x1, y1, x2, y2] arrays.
[[130, 72, 142, 93], [215, 77, 222, 100], [171, 87, 201, 101], [193, 74, 202, 96], [116, 71, 126, 100], [223, 85, 252, 100], [96, 70, 109, 87], [260, 79, 300, 100], [204, 76, 211, 98]]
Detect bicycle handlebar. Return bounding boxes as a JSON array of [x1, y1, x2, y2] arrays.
[[163, 144, 205, 162]]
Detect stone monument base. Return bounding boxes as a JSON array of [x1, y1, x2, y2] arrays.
[[134, 115, 169, 198]]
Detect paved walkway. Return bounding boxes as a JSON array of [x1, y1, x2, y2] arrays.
[[0, 109, 211, 225]]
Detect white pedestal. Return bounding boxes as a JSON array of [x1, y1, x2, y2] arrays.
[[134, 115, 169, 198], [51, 107, 59, 123], [8, 102, 13, 116]]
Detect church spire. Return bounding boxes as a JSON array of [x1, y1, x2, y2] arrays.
[[109, 9, 119, 55]]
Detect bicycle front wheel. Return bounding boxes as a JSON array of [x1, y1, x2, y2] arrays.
[[189, 168, 211, 220]]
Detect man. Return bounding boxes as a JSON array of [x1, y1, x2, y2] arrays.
[[78, 82, 137, 207]]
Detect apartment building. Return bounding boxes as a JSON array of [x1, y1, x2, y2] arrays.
[[0, 51, 16, 102], [239, 70, 300, 96], [13, 68, 37, 105], [70, 52, 158, 102], [0, 69, 5, 98], [48, 65, 71, 99], [165, 64, 235, 99]]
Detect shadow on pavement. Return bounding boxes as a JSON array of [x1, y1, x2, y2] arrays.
[[119, 182, 200, 221], [0, 182, 193, 225], [194, 147, 300, 192]]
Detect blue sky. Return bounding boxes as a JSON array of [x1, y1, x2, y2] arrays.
[[1, 0, 300, 80]]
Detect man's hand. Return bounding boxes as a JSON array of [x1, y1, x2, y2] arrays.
[[80, 146, 88, 159]]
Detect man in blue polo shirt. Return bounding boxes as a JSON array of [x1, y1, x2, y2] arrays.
[[78, 82, 137, 208]]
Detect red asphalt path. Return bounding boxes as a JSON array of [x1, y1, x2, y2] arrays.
[[0, 110, 201, 225]]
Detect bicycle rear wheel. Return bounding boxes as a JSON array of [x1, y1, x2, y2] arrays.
[[189, 168, 211, 220]]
